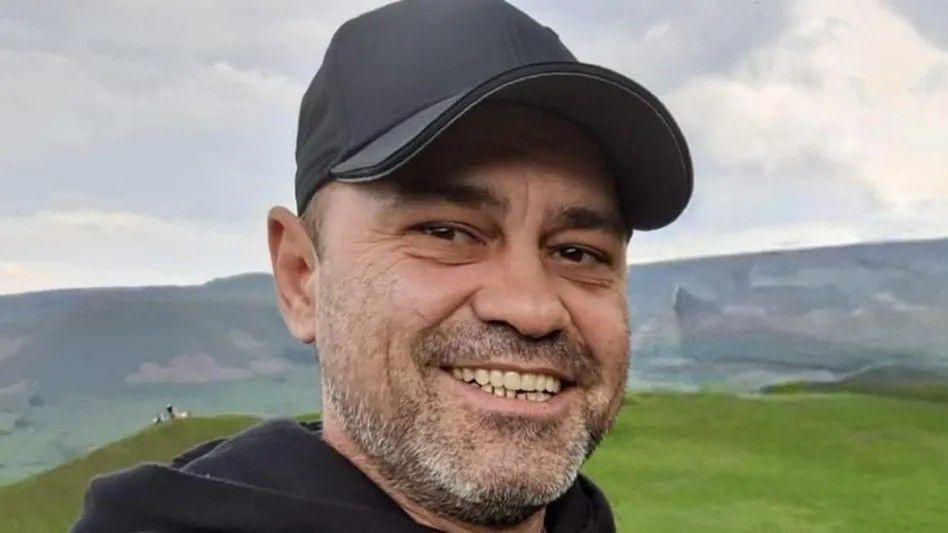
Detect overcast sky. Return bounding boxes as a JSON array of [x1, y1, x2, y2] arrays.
[[1, 0, 946, 294]]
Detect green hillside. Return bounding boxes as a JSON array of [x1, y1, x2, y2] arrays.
[[584, 393, 947, 532], [1, 393, 946, 532]]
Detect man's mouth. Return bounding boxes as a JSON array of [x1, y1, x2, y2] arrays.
[[444, 366, 567, 403]]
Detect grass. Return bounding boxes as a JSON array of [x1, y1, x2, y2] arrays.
[[0, 394, 945, 532], [585, 393, 948, 532]]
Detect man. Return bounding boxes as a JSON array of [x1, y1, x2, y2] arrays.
[[73, 1, 691, 531]]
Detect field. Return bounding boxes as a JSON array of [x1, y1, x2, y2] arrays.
[[0, 392, 946, 532], [584, 393, 947, 532]]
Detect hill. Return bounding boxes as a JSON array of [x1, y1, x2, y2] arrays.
[[627, 237, 948, 390], [1, 393, 946, 532]]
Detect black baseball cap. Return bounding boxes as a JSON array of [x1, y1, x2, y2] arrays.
[[295, 0, 692, 231]]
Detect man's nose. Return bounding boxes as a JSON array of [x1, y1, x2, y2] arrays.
[[470, 252, 569, 340]]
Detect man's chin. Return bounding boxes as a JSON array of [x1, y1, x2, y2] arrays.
[[424, 410, 590, 501], [425, 440, 582, 527], [458, 447, 582, 501], [331, 382, 596, 528]]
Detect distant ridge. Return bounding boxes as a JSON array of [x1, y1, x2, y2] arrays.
[[0, 271, 275, 300], [630, 234, 948, 267]]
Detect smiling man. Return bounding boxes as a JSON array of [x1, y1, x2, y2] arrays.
[[73, 1, 691, 532], [285, 104, 634, 532]]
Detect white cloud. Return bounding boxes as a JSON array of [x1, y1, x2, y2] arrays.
[[521, 0, 791, 92], [0, 208, 269, 294], [669, 0, 948, 219], [0, 49, 300, 161], [629, 220, 865, 264], [0, 260, 202, 295], [1, 1, 946, 291]]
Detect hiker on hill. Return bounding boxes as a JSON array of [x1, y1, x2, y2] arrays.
[[72, 1, 692, 531]]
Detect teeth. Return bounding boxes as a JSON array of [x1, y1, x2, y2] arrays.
[[489, 369, 505, 388], [448, 366, 565, 401], [537, 376, 560, 392], [548, 377, 561, 393], [503, 371, 520, 390]]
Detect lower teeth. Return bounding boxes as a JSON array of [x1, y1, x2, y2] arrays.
[[468, 380, 552, 402]]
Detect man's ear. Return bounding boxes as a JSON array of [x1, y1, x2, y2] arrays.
[[267, 206, 318, 343]]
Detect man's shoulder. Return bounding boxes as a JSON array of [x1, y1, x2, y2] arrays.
[[70, 418, 431, 533], [172, 418, 315, 475], [545, 473, 616, 533], [169, 435, 227, 469]]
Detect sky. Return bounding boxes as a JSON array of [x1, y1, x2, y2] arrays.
[[1, 0, 946, 295]]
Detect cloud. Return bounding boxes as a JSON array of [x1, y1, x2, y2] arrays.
[[0, 208, 265, 294], [1, 1, 946, 292], [1, 1, 388, 77], [0, 49, 300, 162], [629, 220, 866, 264], [882, 0, 948, 51], [518, 0, 791, 92], [0, 1, 390, 222], [631, 0, 948, 261]]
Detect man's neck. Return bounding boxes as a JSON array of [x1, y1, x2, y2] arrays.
[[320, 409, 546, 533]]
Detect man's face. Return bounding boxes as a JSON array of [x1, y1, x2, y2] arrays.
[[313, 104, 630, 526]]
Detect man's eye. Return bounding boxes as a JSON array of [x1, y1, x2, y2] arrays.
[[419, 224, 478, 244], [554, 245, 605, 265]]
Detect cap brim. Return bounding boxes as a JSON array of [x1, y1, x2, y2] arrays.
[[329, 62, 692, 231]]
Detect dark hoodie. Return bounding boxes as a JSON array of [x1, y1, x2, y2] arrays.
[[71, 419, 615, 532]]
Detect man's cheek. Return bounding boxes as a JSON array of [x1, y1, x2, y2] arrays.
[[585, 333, 629, 408], [388, 269, 480, 328]]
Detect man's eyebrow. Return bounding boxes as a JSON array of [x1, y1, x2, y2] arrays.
[[376, 180, 627, 237], [546, 205, 628, 240], [385, 181, 507, 211]]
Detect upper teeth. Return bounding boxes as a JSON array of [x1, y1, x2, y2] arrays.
[[449, 367, 563, 401]]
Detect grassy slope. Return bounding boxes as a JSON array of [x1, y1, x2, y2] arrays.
[[0, 415, 259, 533], [585, 393, 948, 532], [1, 394, 946, 532]]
